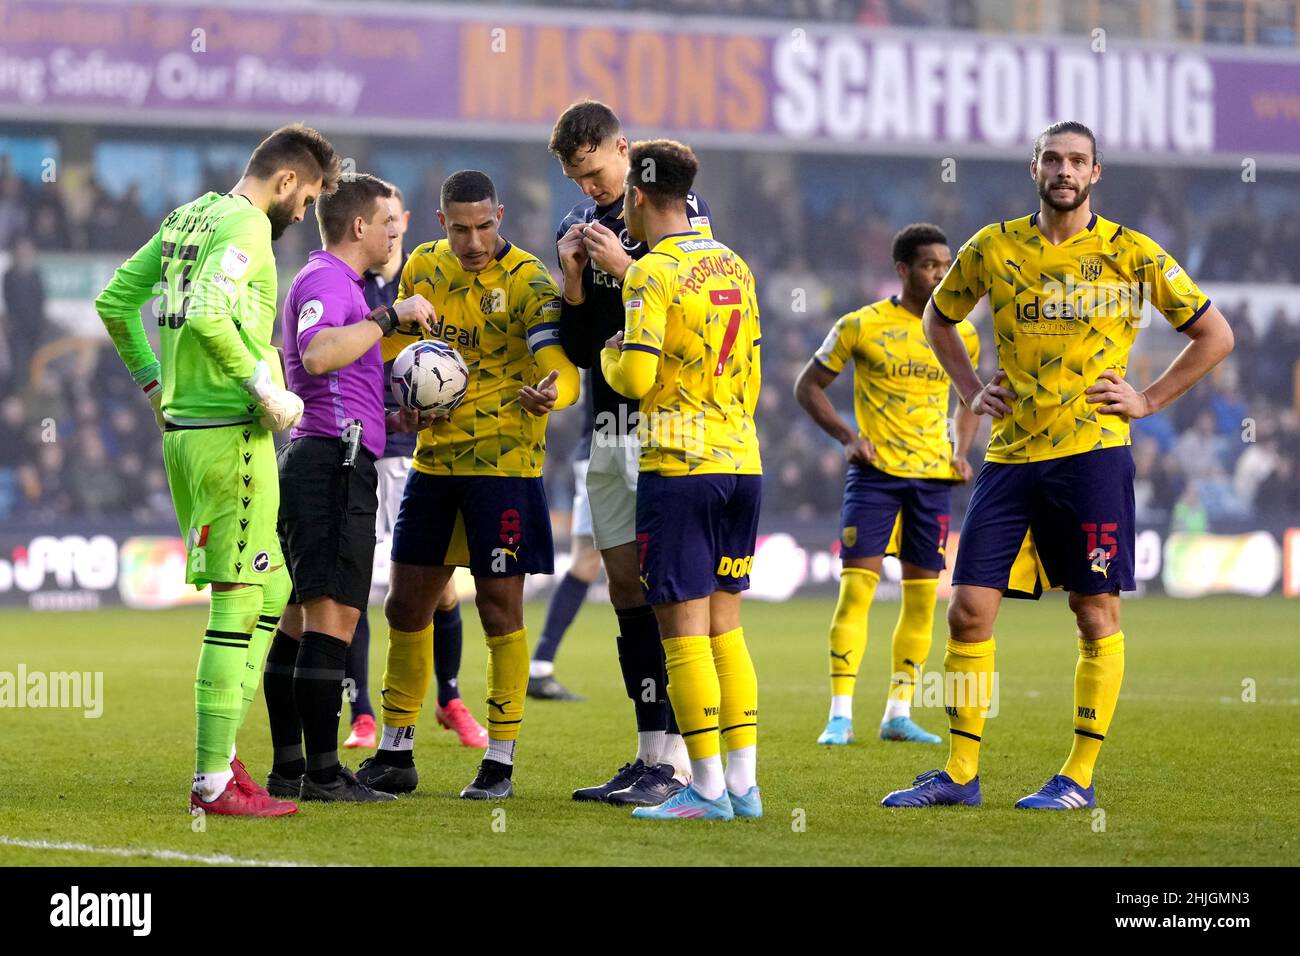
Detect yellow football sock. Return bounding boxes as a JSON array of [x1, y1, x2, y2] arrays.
[[829, 568, 879, 698], [380, 624, 433, 728], [889, 577, 938, 704], [663, 635, 720, 760], [1060, 631, 1125, 789], [943, 637, 996, 785], [485, 628, 528, 741], [711, 627, 758, 752]]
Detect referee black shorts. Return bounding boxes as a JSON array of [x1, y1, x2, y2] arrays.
[[277, 436, 378, 612]]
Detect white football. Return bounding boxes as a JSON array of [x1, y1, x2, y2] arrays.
[[390, 340, 469, 415]]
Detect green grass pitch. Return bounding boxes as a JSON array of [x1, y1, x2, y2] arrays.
[[0, 594, 1295, 866]]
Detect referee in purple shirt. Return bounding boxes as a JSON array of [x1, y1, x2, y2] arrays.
[[261, 174, 435, 803]]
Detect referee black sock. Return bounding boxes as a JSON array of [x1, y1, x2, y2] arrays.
[[264, 630, 304, 778], [616, 605, 669, 732], [294, 631, 349, 784]]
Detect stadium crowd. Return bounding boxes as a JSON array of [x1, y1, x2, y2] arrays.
[[1, 142, 1298, 529]]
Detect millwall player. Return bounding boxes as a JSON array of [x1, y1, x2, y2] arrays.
[[356, 171, 580, 800], [602, 140, 763, 822], [883, 122, 1233, 810], [551, 100, 713, 805], [94, 125, 340, 815], [795, 224, 978, 747]]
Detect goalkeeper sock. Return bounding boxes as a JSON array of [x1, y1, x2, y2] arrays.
[[485, 628, 528, 741], [195, 586, 261, 780], [240, 565, 290, 729], [433, 604, 464, 706], [943, 637, 996, 785], [264, 629, 304, 777], [884, 577, 938, 721], [294, 631, 348, 784], [827, 567, 879, 716], [1060, 631, 1125, 789]]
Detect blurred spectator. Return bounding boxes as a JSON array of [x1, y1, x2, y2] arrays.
[[68, 428, 124, 516], [1173, 410, 1231, 480], [1234, 432, 1281, 511], [0, 160, 29, 251], [2, 236, 48, 391]]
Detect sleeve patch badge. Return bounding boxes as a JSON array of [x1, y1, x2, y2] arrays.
[[297, 299, 324, 332], [211, 272, 237, 301], [221, 244, 251, 280]]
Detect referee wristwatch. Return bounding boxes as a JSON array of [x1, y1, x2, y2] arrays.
[[367, 304, 400, 336]]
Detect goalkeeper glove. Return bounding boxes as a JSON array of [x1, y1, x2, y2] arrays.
[[243, 360, 304, 432], [142, 378, 165, 432]]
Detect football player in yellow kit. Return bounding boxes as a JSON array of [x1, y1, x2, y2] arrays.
[[795, 223, 979, 748]]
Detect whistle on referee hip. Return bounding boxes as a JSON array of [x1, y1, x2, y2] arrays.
[[341, 419, 363, 469]]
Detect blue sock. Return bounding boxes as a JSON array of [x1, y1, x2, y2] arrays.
[[434, 604, 463, 707], [534, 572, 590, 665], [346, 612, 373, 719]]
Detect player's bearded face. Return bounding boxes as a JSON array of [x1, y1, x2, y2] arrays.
[[267, 191, 299, 240], [1037, 169, 1094, 211]]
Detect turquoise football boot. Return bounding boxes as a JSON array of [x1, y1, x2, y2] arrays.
[[728, 786, 763, 819], [879, 715, 943, 744], [631, 785, 735, 821], [817, 715, 854, 745]]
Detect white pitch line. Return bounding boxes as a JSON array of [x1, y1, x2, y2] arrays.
[[0, 835, 343, 868]]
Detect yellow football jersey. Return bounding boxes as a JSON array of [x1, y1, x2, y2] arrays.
[[815, 296, 979, 480], [620, 232, 762, 476], [384, 239, 569, 478], [932, 211, 1210, 464]]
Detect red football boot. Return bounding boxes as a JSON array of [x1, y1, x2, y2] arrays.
[[436, 698, 488, 748], [190, 775, 298, 817], [230, 754, 271, 798], [344, 713, 377, 749]]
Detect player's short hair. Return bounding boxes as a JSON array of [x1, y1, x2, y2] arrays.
[[390, 183, 405, 206], [245, 123, 342, 194], [315, 174, 393, 246], [1033, 120, 1101, 165], [549, 100, 622, 164], [627, 139, 699, 209], [440, 170, 497, 209], [892, 223, 949, 265]]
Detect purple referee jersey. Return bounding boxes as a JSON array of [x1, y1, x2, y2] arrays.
[[283, 249, 386, 459]]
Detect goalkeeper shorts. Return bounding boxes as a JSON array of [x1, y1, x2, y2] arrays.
[[163, 422, 283, 587]]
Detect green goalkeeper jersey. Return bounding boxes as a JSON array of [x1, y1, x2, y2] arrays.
[[95, 191, 281, 424]]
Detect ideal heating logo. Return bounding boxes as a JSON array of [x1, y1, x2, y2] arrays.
[[50, 886, 151, 936]]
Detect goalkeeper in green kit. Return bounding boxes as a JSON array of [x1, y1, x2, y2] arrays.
[[95, 125, 341, 816]]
